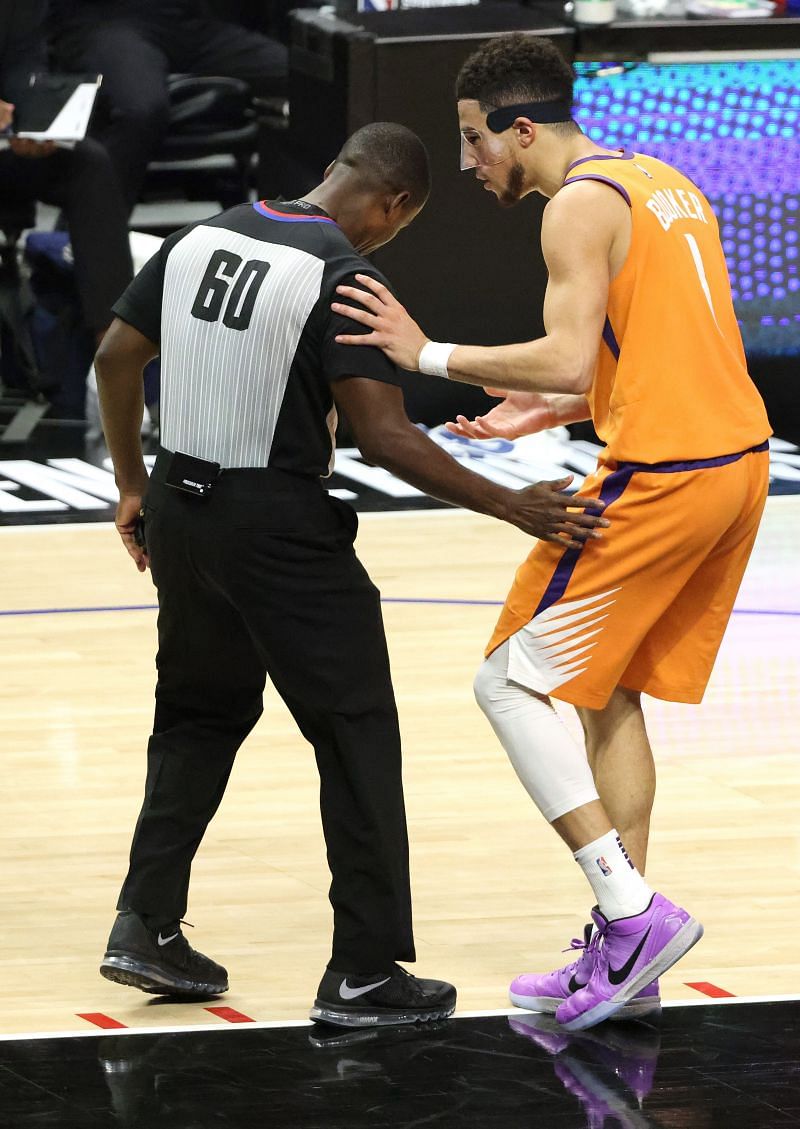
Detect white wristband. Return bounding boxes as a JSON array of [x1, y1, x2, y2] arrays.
[[418, 340, 457, 379]]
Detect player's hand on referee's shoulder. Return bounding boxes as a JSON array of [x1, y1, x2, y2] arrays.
[[507, 475, 609, 549], [332, 274, 427, 371]]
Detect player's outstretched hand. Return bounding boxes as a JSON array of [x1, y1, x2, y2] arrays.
[[332, 274, 428, 371], [446, 389, 557, 440], [507, 476, 609, 548]]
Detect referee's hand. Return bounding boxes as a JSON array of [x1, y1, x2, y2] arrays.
[[507, 476, 609, 550], [116, 493, 149, 573]]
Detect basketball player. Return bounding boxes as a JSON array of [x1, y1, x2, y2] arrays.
[[332, 36, 771, 1030], [94, 121, 609, 1029]]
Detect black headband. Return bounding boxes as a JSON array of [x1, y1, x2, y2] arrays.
[[486, 100, 573, 133]]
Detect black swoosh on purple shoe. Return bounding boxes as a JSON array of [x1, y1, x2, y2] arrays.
[[607, 927, 652, 986]]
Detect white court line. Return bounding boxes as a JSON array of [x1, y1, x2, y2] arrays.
[[463, 993, 800, 1016], [0, 1017, 314, 1043], [660, 992, 800, 1009], [0, 522, 117, 534], [0, 522, 112, 534], [1, 992, 798, 1043]]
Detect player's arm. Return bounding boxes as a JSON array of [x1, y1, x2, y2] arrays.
[[332, 377, 608, 549], [446, 389, 591, 441], [332, 181, 623, 395], [95, 318, 159, 570]]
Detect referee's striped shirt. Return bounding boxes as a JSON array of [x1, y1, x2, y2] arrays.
[[112, 199, 402, 476]]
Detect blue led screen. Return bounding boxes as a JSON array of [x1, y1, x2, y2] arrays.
[[573, 60, 800, 357]]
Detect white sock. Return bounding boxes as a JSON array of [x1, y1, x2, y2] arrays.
[[574, 830, 653, 922]]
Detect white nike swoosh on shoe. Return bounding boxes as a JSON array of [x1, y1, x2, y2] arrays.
[[339, 976, 391, 1000], [157, 931, 180, 946]]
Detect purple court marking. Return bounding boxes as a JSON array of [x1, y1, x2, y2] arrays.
[[0, 601, 797, 617], [729, 608, 800, 617], [1, 604, 159, 616]]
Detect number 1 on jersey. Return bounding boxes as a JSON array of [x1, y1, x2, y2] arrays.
[[684, 233, 720, 330]]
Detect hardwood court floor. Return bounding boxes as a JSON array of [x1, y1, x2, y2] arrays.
[[1, 498, 798, 1036]]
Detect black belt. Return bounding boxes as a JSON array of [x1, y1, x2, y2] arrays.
[[149, 447, 321, 498]]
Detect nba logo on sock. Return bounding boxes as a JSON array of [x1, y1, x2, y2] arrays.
[[596, 856, 613, 876]]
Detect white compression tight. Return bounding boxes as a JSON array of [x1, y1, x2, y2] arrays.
[[473, 640, 600, 823]]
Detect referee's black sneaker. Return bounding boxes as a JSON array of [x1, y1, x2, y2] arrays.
[[100, 910, 228, 998], [310, 964, 456, 1028]]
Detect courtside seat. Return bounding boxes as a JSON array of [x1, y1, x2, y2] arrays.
[[140, 75, 262, 218]]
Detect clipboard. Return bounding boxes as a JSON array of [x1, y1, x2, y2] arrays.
[[3, 73, 102, 147]]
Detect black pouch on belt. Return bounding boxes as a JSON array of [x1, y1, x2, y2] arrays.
[[164, 451, 221, 498]]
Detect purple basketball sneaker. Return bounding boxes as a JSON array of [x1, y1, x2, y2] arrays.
[[556, 893, 703, 1031], [509, 924, 661, 1021]]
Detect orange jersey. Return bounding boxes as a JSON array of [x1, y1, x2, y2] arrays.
[[561, 152, 771, 462]]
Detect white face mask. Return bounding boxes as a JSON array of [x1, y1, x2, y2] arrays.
[[459, 129, 513, 171]]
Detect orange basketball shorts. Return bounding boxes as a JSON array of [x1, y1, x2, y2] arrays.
[[486, 442, 770, 709]]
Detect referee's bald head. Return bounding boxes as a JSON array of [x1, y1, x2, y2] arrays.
[[335, 122, 431, 211]]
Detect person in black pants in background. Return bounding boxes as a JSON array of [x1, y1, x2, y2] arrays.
[[0, 1, 132, 348], [50, 0, 288, 214], [95, 123, 608, 1028]]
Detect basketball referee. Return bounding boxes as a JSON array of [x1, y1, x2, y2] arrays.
[[94, 122, 608, 1028]]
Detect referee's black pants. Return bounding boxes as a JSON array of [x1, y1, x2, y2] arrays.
[[117, 452, 415, 972]]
